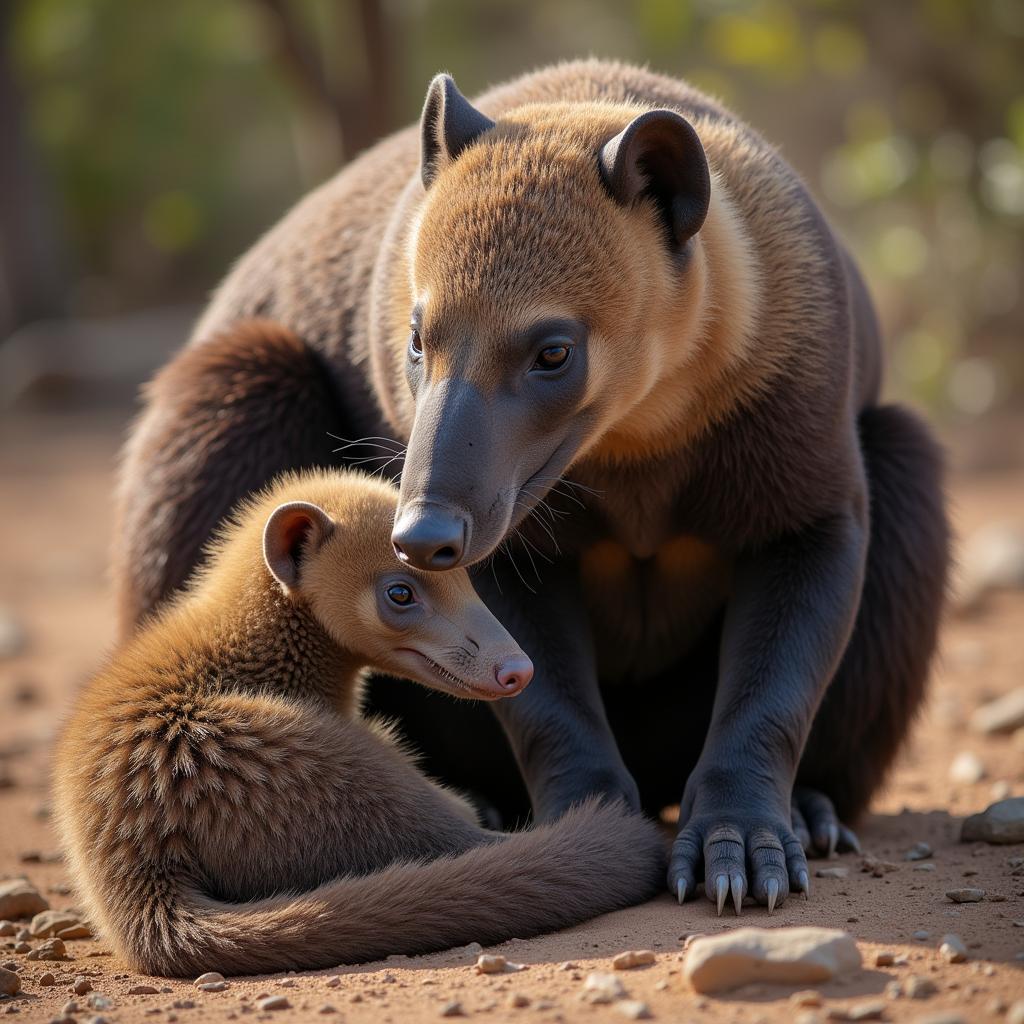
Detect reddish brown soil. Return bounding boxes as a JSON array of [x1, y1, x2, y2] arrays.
[[1, 409, 1022, 1023]]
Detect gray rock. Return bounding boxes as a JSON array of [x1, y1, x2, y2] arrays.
[[256, 995, 290, 1011], [583, 972, 627, 1004], [971, 688, 1024, 734], [683, 927, 861, 994], [960, 798, 1024, 844], [904, 841, 933, 861], [945, 888, 985, 903], [616, 1000, 652, 1020], [439, 1000, 465, 1017]]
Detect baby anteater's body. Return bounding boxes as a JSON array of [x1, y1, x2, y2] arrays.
[[55, 465, 664, 976]]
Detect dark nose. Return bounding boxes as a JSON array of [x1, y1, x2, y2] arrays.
[[392, 505, 467, 570], [494, 656, 534, 695]]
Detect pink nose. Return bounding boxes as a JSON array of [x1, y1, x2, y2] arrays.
[[494, 657, 534, 694]]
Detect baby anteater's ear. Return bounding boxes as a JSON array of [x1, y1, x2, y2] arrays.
[[263, 501, 335, 592], [420, 73, 495, 188]]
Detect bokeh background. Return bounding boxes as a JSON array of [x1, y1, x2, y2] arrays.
[[3, 0, 1023, 435]]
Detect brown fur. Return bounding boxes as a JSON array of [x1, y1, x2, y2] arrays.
[[57, 466, 665, 976]]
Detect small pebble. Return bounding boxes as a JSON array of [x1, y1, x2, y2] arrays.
[[0, 923, 14, 937], [86, 995, 112, 1010], [256, 996, 290, 1011], [873, 951, 895, 967], [616, 1000, 651, 1020], [198, 981, 227, 992], [583, 971, 627, 1004], [961, 797, 1024, 844], [612, 950, 655, 970], [475, 954, 507, 974], [61, 1002, 78, 1015], [439, 1000, 465, 1017], [507, 992, 530, 1008], [845, 1002, 886, 1021], [194, 971, 225, 987], [317, 1006, 336, 1015], [912, 862, 936, 871], [903, 975, 938, 999], [939, 934, 968, 963], [949, 751, 985, 784], [128, 984, 159, 995], [1007, 1000, 1024, 1024], [904, 841, 933, 860], [39, 972, 56, 986], [73, 976, 92, 995], [912, 930, 930, 941], [13, 942, 30, 954], [945, 888, 984, 903], [815, 867, 848, 879], [791, 990, 823, 1006]]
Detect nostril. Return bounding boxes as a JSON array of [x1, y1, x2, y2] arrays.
[[392, 541, 409, 562], [495, 658, 533, 691]]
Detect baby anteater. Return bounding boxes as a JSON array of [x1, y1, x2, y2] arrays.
[[55, 467, 664, 976]]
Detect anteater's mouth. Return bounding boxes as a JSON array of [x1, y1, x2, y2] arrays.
[[395, 648, 497, 700]]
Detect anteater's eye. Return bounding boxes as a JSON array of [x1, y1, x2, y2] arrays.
[[408, 330, 423, 360], [533, 344, 571, 371], [385, 583, 414, 606]]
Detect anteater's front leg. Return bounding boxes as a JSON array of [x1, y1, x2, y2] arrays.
[[476, 558, 641, 822], [669, 503, 867, 913]]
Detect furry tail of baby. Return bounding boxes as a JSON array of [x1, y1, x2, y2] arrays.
[[121, 799, 665, 976]]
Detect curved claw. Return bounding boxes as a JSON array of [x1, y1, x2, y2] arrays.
[[765, 877, 780, 915], [715, 874, 728, 917], [676, 879, 687, 905], [798, 869, 810, 899], [840, 824, 861, 854], [826, 823, 839, 857], [730, 872, 744, 916]]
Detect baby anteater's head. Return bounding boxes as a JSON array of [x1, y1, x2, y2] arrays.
[[258, 470, 532, 700]]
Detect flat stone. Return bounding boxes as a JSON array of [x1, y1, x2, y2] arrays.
[[683, 927, 862, 994], [127, 984, 159, 995], [873, 951, 895, 966], [56, 925, 91, 941], [0, 880, 48, 921], [612, 950, 655, 970], [194, 971, 225, 988], [960, 798, 1024, 844], [903, 975, 938, 999], [972, 688, 1024, 734], [939, 934, 968, 963], [198, 981, 228, 992], [256, 995, 290, 1011], [616, 1000, 651, 1019], [29, 911, 81, 939], [439, 1000, 465, 1017], [38, 972, 56, 986], [945, 888, 985, 903]]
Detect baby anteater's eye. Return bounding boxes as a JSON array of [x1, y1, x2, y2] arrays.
[[533, 344, 571, 371], [408, 329, 423, 360], [385, 583, 415, 606]]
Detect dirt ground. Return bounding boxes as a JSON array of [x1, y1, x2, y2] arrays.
[[1, 408, 1022, 1023]]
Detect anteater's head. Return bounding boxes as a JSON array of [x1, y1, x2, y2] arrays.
[[390, 74, 716, 570], [261, 472, 532, 699]]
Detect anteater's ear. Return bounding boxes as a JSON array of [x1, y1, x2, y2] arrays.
[[263, 501, 335, 592], [420, 73, 495, 188], [599, 110, 711, 251]]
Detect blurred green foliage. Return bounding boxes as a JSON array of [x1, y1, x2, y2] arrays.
[[7, 0, 1024, 417]]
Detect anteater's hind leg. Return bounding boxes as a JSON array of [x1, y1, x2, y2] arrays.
[[114, 321, 354, 636], [795, 403, 949, 850]]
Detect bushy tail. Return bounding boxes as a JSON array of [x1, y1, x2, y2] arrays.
[[127, 800, 665, 977]]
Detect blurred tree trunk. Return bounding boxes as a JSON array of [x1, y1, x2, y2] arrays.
[[0, 1, 68, 340], [254, 0, 396, 160]]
